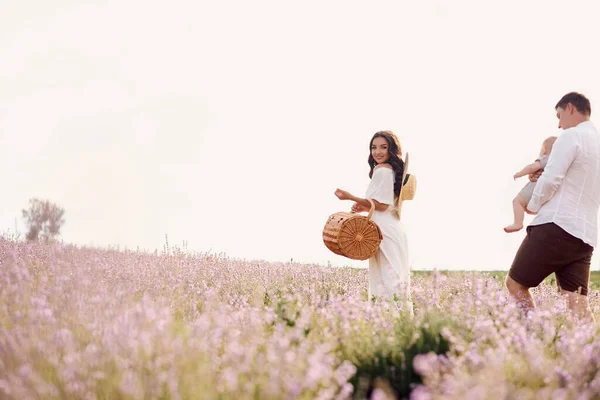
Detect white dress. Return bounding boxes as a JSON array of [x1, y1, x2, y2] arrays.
[[365, 167, 413, 313]]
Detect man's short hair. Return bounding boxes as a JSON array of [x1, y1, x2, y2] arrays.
[[555, 92, 591, 116]]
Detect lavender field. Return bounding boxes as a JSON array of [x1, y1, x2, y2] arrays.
[[2, 237, 600, 400]]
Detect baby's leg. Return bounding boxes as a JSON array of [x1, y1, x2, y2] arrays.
[[504, 195, 528, 233]]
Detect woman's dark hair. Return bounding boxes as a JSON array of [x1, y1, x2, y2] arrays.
[[368, 130, 404, 197]]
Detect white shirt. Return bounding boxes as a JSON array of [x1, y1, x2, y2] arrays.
[[528, 121, 600, 248]]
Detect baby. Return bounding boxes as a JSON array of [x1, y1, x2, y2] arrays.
[[504, 136, 558, 233]]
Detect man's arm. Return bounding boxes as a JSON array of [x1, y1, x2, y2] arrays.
[[527, 131, 579, 213]]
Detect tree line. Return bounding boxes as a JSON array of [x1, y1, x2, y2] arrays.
[[20, 198, 65, 242]]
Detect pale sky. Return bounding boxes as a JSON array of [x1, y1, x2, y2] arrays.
[[2, 0, 600, 270]]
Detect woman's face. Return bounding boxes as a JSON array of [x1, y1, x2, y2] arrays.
[[371, 136, 390, 164]]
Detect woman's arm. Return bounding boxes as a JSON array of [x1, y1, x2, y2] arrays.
[[514, 160, 543, 180], [351, 202, 369, 213], [334, 189, 389, 212]]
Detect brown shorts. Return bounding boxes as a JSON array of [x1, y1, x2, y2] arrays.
[[509, 223, 594, 295]]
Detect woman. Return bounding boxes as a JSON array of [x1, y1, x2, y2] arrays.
[[334, 130, 413, 313]]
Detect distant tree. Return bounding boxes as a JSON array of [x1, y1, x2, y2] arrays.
[[21, 198, 65, 242]]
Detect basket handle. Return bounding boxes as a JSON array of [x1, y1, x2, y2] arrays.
[[366, 199, 376, 220], [351, 199, 376, 219]]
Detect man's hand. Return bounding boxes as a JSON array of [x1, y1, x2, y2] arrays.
[[528, 169, 543, 182]]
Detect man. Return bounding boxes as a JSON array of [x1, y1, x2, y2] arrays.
[[506, 92, 600, 321]]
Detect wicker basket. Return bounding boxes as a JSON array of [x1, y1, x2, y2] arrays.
[[322, 199, 383, 260]]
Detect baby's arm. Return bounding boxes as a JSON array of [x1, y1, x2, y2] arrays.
[[514, 160, 543, 180]]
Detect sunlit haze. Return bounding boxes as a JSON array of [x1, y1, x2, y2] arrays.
[[2, 0, 600, 270]]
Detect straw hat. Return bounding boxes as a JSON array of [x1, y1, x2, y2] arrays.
[[394, 153, 416, 218]]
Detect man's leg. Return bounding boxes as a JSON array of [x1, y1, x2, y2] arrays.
[[555, 246, 595, 324], [507, 224, 562, 312], [505, 275, 536, 311], [561, 289, 595, 323]]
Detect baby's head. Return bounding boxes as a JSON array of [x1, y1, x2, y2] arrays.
[[541, 136, 558, 156]]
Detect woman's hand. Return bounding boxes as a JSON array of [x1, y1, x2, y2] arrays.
[[351, 202, 369, 213], [334, 188, 352, 201]]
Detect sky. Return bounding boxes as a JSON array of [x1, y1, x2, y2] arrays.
[[2, 0, 600, 270]]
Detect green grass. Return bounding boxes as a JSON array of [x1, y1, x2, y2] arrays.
[[412, 270, 600, 291]]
